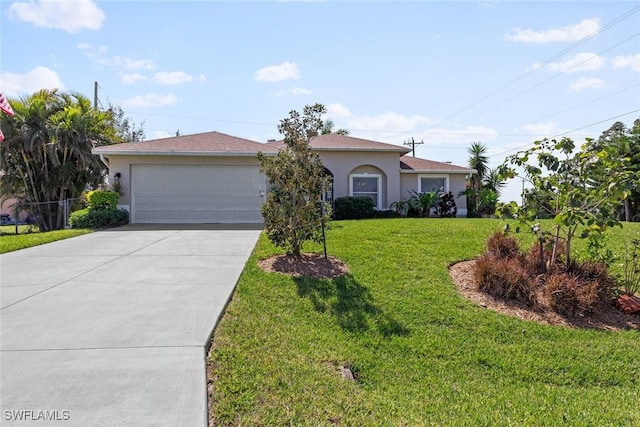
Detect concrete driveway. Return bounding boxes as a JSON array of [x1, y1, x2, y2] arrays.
[[0, 225, 261, 426]]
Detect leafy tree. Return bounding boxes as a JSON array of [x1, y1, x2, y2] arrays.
[[257, 103, 332, 257], [0, 89, 119, 230], [108, 103, 145, 142], [497, 137, 633, 268], [320, 119, 349, 135], [585, 119, 640, 221]]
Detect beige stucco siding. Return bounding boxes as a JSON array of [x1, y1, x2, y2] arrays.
[[400, 172, 469, 211], [317, 151, 402, 209], [104, 154, 264, 207]]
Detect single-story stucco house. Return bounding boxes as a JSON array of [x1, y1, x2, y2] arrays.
[[92, 131, 475, 224]]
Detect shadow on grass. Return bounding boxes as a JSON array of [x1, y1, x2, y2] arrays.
[[294, 273, 410, 337]]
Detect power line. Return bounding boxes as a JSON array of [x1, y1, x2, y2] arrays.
[[530, 83, 640, 123], [458, 32, 640, 124], [416, 5, 640, 131], [488, 108, 640, 160]]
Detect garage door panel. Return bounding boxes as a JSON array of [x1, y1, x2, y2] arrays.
[[131, 165, 264, 224]]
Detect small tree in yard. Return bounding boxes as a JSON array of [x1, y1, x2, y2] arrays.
[[257, 103, 332, 257], [497, 137, 635, 269]]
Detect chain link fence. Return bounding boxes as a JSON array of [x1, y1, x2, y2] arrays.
[[1, 198, 85, 234]]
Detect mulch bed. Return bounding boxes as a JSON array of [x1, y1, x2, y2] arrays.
[[449, 260, 640, 331], [258, 253, 349, 279]]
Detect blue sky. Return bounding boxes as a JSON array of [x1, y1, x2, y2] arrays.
[[1, 0, 639, 203]]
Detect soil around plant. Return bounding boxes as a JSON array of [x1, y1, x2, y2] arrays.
[[449, 260, 640, 331], [258, 253, 349, 279]]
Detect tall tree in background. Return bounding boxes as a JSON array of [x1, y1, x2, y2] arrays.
[[585, 119, 640, 221], [0, 89, 119, 230], [257, 103, 332, 257], [464, 142, 488, 215], [108, 103, 145, 142], [320, 119, 350, 135]]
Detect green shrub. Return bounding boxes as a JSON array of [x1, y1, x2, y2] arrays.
[[333, 197, 375, 220], [87, 190, 119, 210], [373, 209, 401, 219], [70, 208, 129, 229]]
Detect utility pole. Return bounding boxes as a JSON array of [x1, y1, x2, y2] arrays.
[[94, 81, 98, 110], [403, 137, 424, 157]]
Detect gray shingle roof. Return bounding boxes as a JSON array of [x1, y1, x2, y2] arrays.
[[266, 134, 411, 153], [93, 131, 278, 156], [400, 155, 475, 173]]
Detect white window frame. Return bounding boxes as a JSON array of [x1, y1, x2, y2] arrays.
[[349, 174, 382, 209], [418, 174, 449, 194]]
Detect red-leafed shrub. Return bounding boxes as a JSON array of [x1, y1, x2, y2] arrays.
[[474, 230, 618, 317], [474, 253, 537, 307], [486, 232, 520, 259], [543, 272, 607, 316]]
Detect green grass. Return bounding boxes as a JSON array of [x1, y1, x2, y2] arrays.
[[0, 228, 92, 253], [209, 218, 640, 426]]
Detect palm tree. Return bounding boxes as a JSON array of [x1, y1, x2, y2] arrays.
[[466, 142, 489, 213], [468, 142, 489, 180], [483, 168, 506, 196], [0, 89, 119, 230]]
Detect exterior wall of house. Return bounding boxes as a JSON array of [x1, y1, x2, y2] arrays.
[[105, 154, 264, 209], [317, 151, 402, 209], [400, 172, 469, 213]]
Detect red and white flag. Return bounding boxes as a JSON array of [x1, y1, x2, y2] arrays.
[[0, 92, 15, 117], [0, 128, 4, 142]]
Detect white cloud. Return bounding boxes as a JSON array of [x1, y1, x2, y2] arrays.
[[107, 56, 155, 71], [77, 43, 107, 58], [255, 62, 300, 82], [0, 66, 64, 96], [348, 112, 436, 134], [121, 93, 178, 108], [419, 126, 499, 146], [327, 103, 352, 118], [612, 53, 640, 72], [274, 87, 312, 96], [570, 77, 605, 93], [78, 43, 156, 71], [152, 71, 196, 85], [121, 73, 148, 84], [517, 122, 559, 137], [504, 18, 600, 43], [534, 52, 606, 73], [9, 0, 105, 33], [150, 130, 173, 140]]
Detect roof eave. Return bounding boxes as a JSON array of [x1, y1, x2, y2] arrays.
[[91, 150, 277, 157], [313, 147, 411, 153], [400, 169, 476, 174]]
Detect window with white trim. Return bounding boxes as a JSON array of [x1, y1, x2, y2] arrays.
[[419, 175, 449, 194], [350, 174, 381, 209]]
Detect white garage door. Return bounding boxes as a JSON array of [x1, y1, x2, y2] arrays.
[[131, 165, 265, 223]]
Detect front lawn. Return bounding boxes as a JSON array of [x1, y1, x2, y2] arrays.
[[0, 228, 92, 253], [209, 218, 640, 426]]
